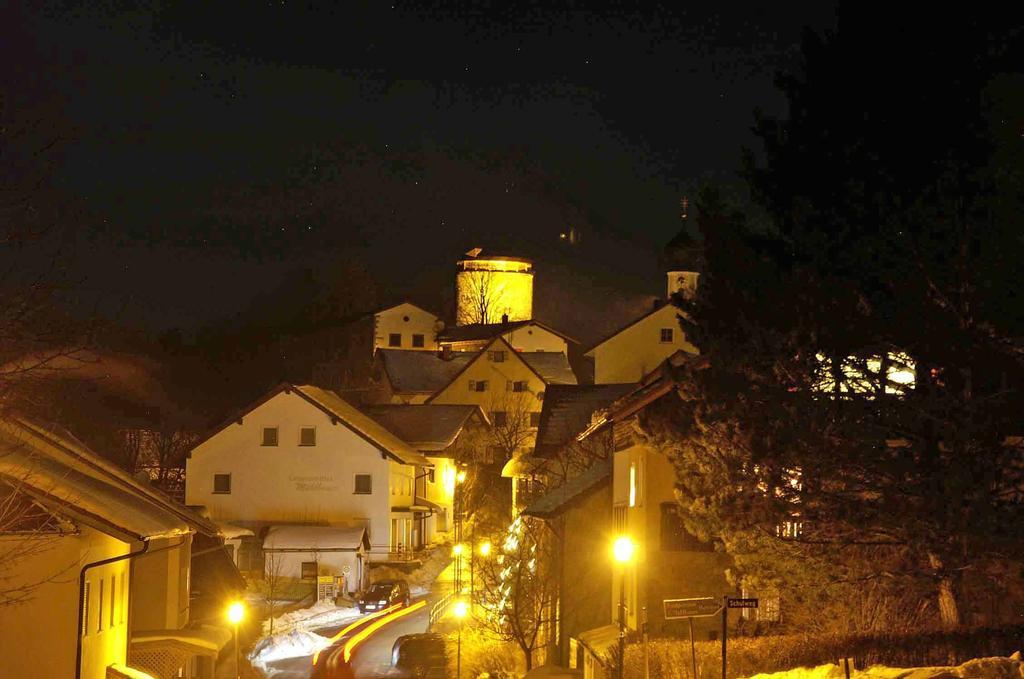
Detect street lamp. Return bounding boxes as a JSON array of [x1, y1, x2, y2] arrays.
[[226, 600, 245, 679], [453, 543, 467, 593], [612, 536, 635, 679], [453, 598, 469, 679]]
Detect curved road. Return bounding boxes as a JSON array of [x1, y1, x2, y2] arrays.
[[265, 598, 432, 679]]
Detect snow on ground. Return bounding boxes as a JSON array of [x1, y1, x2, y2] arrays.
[[746, 653, 1024, 679], [249, 629, 332, 673], [261, 599, 362, 637]]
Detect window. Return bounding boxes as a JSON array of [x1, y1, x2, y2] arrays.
[[389, 333, 402, 347], [428, 468, 435, 483], [629, 463, 637, 507], [660, 328, 674, 343], [488, 350, 506, 362], [412, 333, 425, 348], [493, 411, 508, 427], [529, 412, 541, 428], [507, 380, 527, 392], [262, 427, 279, 446], [110, 575, 116, 628], [299, 427, 316, 446], [213, 473, 232, 494], [354, 474, 373, 494], [120, 572, 126, 624], [613, 504, 627, 533], [82, 581, 91, 636], [660, 503, 714, 551], [469, 380, 488, 392], [98, 579, 104, 632], [301, 561, 318, 580]]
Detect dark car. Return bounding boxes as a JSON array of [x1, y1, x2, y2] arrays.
[[391, 633, 447, 678], [357, 579, 410, 613]]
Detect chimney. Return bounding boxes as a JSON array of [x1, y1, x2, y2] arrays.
[[501, 313, 509, 326], [440, 345, 453, 361]]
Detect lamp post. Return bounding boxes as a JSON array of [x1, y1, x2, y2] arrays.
[[452, 543, 465, 593], [226, 600, 245, 679], [455, 468, 467, 591], [453, 598, 469, 679], [612, 536, 635, 679]]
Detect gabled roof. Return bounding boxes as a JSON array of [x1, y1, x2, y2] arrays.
[[437, 320, 577, 346], [360, 404, 487, 452], [522, 459, 612, 519], [518, 352, 578, 386], [263, 524, 370, 551], [377, 350, 474, 394], [0, 417, 200, 542], [426, 336, 577, 402], [534, 384, 637, 458], [192, 384, 432, 467], [374, 301, 440, 318], [583, 300, 684, 357]]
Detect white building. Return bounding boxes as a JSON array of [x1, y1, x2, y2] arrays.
[[374, 301, 442, 352], [584, 302, 698, 385], [0, 416, 232, 679], [436, 319, 574, 355]]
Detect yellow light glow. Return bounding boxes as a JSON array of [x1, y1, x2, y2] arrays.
[[452, 599, 469, 619], [478, 540, 492, 557], [456, 470, 467, 483], [226, 601, 245, 624], [453, 543, 465, 557], [311, 603, 400, 666], [612, 536, 635, 564], [342, 600, 427, 662]]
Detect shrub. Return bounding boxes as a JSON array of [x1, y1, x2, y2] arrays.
[[623, 626, 1024, 679]]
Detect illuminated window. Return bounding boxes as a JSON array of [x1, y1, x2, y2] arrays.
[[488, 350, 506, 363], [262, 427, 279, 446], [354, 474, 373, 494], [530, 412, 541, 428], [98, 579, 104, 632], [213, 473, 232, 494], [815, 351, 916, 397], [629, 463, 637, 507], [660, 328, 674, 343], [110, 575, 116, 628], [389, 333, 401, 347], [493, 411, 508, 426], [120, 572, 126, 624], [412, 334, 425, 348], [299, 427, 316, 446]]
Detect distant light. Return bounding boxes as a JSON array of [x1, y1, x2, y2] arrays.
[[456, 470, 467, 483], [478, 541, 492, 557], [612, 536, 635, 564], [227, 601, 245, 624]]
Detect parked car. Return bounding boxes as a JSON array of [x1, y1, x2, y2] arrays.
[[358, 579, 410, 613], [391, 633, 447, 678]]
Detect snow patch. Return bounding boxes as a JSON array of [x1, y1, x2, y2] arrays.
[[262, 599, 362, 636], [249, 629, 332, 671], [745, 654, 1024, 679]]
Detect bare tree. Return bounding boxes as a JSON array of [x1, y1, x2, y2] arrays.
[[259, 550, 288, 636], [487, 389, 538, 462], [120, 428, 143, 476], [474, 515, 558, 671], [459, 269, 499, 325]]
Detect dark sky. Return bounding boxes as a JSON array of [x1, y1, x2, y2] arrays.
[[4, 1, 837, 338]]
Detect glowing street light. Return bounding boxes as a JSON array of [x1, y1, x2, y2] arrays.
[[226, 600, 245, 679], [453, 598, 469, 678], [611, 536, 635, 679], [478, 540, 492, 557], [456, 469, 467, 483]]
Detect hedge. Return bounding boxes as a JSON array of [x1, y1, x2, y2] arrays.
[[622, 626, 1024, 679]]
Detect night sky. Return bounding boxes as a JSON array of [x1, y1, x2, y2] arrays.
[[4, 2, 837, 340]]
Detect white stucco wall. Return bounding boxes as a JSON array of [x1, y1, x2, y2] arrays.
[[501, 323, 568, 354], [589, 304, 698, 384], [375, 303, 440, 351], [0, 526, 131, 679], [186, 390, 401, 552]]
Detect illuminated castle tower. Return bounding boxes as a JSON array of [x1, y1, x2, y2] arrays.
[[455, 248, 534, 326]]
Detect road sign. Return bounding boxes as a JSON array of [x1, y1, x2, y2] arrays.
[[664, 597, 723, 619], [727, 597, 759, 609]]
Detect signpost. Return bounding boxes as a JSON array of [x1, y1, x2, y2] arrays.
[[722, 597, 758, 679], [664, 598, 724, 679]]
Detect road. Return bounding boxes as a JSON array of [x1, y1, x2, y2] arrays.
[[264, 599, 431, 679]]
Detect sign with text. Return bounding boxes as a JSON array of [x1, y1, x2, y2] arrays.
[[727, 597, 759, 609], [664, 597, 723, 619]]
